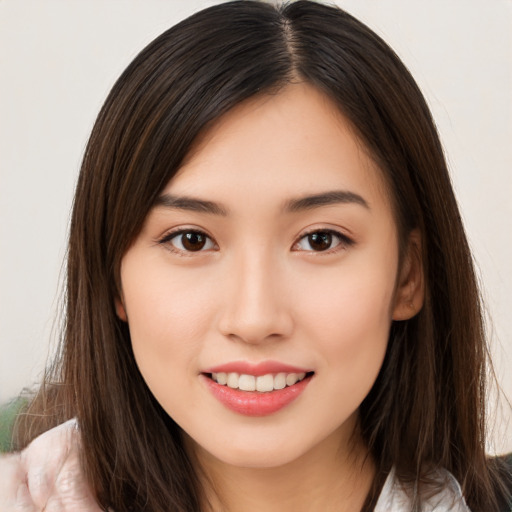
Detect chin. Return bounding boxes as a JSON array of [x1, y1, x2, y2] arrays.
[[210, 444, 307, 469], [189, 426, 332, 470]]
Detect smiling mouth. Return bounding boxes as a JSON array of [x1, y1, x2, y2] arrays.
[[205, 371, 314, 392]]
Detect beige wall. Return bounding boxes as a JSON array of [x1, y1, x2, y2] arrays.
[[1, 0, 511, 453]]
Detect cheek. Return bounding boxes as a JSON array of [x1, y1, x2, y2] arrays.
[[295, 253, 396, 381], [291, 266, 394, 435], [121, 262, 220, 390]]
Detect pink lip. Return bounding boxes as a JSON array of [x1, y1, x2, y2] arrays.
[[201, 372, 313, 417], [204, 360, 311, 377]]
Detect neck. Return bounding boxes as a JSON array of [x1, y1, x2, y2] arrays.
[[189, 419, 376, 512]]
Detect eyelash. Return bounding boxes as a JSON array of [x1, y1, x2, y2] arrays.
[[158, 228, 354, 256]]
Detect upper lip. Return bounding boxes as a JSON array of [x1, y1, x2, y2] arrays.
[[203, 360, 312, 377]]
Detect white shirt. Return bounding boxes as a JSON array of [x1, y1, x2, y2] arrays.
[[375, 466, 471, 511]]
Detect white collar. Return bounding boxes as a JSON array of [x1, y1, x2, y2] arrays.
[[374, 467, 471, 511]]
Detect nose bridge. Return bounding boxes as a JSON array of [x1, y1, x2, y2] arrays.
[[218, 245, 292, 343]]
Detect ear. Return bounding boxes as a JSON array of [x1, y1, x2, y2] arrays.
[[392, 229, 424, 321], [115, 296, 128, 322]]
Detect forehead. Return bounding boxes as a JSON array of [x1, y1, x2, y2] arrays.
[[165, 83, 392, 215]]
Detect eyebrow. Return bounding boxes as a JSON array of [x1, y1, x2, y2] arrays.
[[283, 190, 369, 212], [154, 190, 369, 216], [154, 194, 228, 216]]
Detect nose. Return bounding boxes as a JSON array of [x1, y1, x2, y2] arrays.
[[217, 252, 294, 344]]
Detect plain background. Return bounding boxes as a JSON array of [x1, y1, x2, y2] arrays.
[[1, 0, 511, 454]]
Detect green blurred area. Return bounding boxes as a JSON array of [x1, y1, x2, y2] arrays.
[[0, 397, 28, 452]]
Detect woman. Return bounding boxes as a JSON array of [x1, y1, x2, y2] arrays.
[[3, 1, 511, 510]]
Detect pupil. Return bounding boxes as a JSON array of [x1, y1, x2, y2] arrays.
[[309, 232, 331, 251], [182, 232, 206, 251]]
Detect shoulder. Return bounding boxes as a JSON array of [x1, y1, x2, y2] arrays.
[[22, 418, 79, 459], [0, 419, 97, 510], [374, 467, 472, 512], [20, 419, 80, 498]]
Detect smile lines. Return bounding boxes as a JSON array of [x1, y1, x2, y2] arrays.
[[209, 372, 310, 392]]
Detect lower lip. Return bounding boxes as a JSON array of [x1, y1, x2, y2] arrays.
[[202, 374, 312, 416]]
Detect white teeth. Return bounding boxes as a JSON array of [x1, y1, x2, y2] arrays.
[[227, 372, 239, 389], [285, 373, 298, 386], [285, 372, 306, 386], [274, 373, 287, 390], [256, 374, 274, 392], [238, 374, 256, 391], [210, 371, 309, 392]]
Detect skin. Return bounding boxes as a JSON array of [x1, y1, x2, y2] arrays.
[[117, 83, 424, 512]]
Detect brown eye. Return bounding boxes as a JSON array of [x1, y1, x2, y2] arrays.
[[307, 232, 332, 251], [294, 230, 352, 253], [181, 232, 207, 251], [162, 230, 215, 253]]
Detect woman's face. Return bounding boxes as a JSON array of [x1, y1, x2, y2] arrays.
[[117, 83, 417, 468]]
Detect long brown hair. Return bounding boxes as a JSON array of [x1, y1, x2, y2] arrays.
[[15, 1, 510, 510]]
